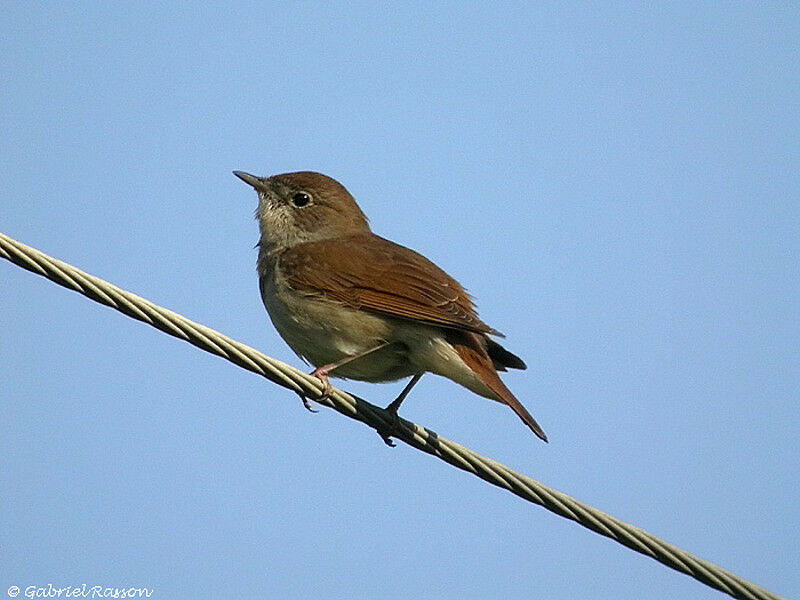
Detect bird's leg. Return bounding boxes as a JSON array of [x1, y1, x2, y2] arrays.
[[307, 341, 393, 404], [386, 372, 424, 414], [378, 372, 424, 446]]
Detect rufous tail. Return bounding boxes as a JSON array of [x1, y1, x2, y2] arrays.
[[453, 338, 548, 442]]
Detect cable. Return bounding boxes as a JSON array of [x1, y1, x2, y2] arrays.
[[0, 231, 784, 600]]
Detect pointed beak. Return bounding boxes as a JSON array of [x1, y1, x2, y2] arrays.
[[233, 171, 270, 193]]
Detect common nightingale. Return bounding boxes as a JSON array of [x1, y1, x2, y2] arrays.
[[234, 170, 547, 442]]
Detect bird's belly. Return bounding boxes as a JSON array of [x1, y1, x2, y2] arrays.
[[261, 278, 414, 382]]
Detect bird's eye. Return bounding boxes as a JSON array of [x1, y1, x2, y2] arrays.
[[291, 192, 311, 207]]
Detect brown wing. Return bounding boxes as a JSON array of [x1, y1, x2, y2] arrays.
[[279, 233, 502, 336]]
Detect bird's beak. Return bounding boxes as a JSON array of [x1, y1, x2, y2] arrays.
[[233, 171, 270, 193]]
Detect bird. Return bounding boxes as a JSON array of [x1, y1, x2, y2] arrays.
[[233, 170, 547, 443]]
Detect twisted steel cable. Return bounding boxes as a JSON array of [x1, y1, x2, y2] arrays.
[[0, 231, 784, 600]]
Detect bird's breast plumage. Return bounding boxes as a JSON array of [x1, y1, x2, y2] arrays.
[[259, 260, 415, 382]]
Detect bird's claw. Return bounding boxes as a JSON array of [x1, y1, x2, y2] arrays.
[[301, 395, 319, 413], [296, 366, 336, 413], [376, 409, 403, 447], [378, 431, 397, 447]]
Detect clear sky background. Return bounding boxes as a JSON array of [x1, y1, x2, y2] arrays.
[[1, 3, 797, 599]]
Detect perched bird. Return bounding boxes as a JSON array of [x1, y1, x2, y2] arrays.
[[234, 170, 547, 442]]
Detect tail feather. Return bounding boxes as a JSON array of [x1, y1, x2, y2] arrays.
[[451, 334, 548, 443], [482, 368, 548, 443], [486, 337, 527, 371]]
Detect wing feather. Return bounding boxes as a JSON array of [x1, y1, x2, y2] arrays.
[[280, 234, 502, 336]]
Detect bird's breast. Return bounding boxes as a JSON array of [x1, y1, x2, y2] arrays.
[[259, 270, 414, 382]]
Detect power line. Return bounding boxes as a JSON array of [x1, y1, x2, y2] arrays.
[[0, 231, 785, 600]]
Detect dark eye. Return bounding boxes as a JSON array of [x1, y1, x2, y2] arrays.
[[291, 192, 311, 207]]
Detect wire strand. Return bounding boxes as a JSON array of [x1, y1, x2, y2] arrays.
[[0, 231, 784, 600]]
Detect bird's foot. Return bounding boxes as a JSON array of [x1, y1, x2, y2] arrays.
[[294, 366, 333, 413], [376, 407, 403, 447], [309, 366, 334, 401]]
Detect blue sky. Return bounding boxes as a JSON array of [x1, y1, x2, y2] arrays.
[[1, 3, 797, 599]]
